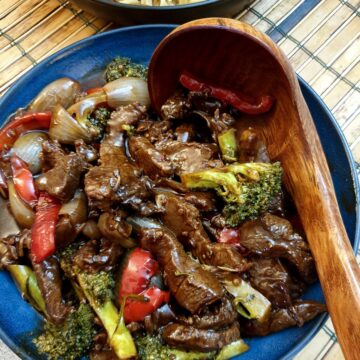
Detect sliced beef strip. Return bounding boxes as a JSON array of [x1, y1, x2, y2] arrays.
[[138, 119, 174, 144], [31, 255, 72, 325], [144, 303, 178, 334], [140, 227, 223, 314], [97, 210, 132, 246], [190, 109, 235, 141], [107, 102, 148, 140], [161, 90, 191, 121], [128, 136, 174, 179], [73, 238, 123, 273], [238, 128, 270, 163], [157, 193, 250, 272], [0, 229, 30, 269], [38, 140, 87, 201], [162, 322, 241, 352], [75, 139, 98, 163], [175, 123, 197, 143], [183, 192, 217, 212], [155, 140, 223, 175], [84, 140, 152, 212], [242, 300, 327, 337], [239, 213, 316, 283], [178, 296, 237, 330], [248, 257, 306, 309]]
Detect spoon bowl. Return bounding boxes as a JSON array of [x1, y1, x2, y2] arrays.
[[148, 18, 360, 359]]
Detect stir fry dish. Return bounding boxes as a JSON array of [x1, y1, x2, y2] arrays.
[[0, 57, 326, 360], [115, 0, 205, 6]]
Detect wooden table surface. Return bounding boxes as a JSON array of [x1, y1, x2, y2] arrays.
[[0, 0, 359, 359]]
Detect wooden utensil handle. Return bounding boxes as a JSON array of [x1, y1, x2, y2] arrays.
[[149, 18, 360, 359], [289, 95, 360, 360]]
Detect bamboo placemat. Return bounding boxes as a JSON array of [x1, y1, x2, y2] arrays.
[[0, 0, 359, 359]]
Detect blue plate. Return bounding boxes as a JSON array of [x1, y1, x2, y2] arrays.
[[0, 25, 359, 360]]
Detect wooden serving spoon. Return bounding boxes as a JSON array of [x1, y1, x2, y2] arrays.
[[148, 18, 360, 359]]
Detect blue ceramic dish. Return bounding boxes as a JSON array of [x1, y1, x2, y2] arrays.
[[0, 25, 358, 360]]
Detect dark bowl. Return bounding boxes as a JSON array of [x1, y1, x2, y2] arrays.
[[70, 0, 252, 25], [0, 25, 358, 360]]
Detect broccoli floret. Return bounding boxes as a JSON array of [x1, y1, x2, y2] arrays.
[[80, 271, 115, 306], [87, 107, 111, 139], [181, 162, 283, 227], [33, 303, 96, 360], [136, 334, 215, 360], [106, 57, 147, 82]]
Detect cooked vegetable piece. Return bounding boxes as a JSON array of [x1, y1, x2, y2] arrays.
[[7, 264, 47, 314], [49, 104, 94, 144], [218, 128, 238, 163], [11, 155, 37, 206], [124, 286, 170, 323], [118, 247, 159, 297], [110, 297, 137, 359], [34, 303, 96, 360], [181, 162, 283, 226], [136, 334, 215, 360], [179, 72, 274, 115], [8, 181, 35, 228], [215, 339, 249, 360], [30, 192, 60, 263], [29, 78, 81, 112], [106, 57, 147, 82], [0, 112, 51, 150], [76, 269, 137, 359], [223, 279, 271, 322], [12, 131, 48, 174]]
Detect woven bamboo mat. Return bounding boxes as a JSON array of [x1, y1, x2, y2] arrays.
[[0, 0, 359, 359]]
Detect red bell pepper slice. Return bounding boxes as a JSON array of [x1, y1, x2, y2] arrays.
[[217, 227, 241, 245], [179, 72, 274, 115], [30, 192, 61, 263], [0, 112, 52, 151], [124, 286, 170, 324], [11, 155, 37, 206], [86, 87, 104, 95], [119, 247, 159, 297]]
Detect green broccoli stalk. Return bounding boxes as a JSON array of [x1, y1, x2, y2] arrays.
[[223, 279, 271, 323], [33, 303, 96, 360], [106, 57, 148, 82], [218, 128, 238, 163], [76, 271, 137, 359], [215, 340, 249, 360], [136, 334, 215, 360], [181, 162, 283, 226], [7, 264, 47, 315], [59, 243, 137, 359]]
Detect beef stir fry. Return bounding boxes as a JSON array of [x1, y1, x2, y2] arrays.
[[0, 57, 326, 360]]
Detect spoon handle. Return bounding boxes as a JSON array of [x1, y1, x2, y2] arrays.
[[149, 18, 360, 359]]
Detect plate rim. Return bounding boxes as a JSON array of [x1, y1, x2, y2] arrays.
[[0, 24, 358, 360]]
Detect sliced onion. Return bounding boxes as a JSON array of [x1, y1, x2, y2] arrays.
[[28, 78, 81, 112], [59, 189, 87, 225], [49, 104, 93, 144], [8, 181, 35, 228], [12, 132, 48, 174], [103, 77, 150, 108], [67, 92, 107, 123]]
